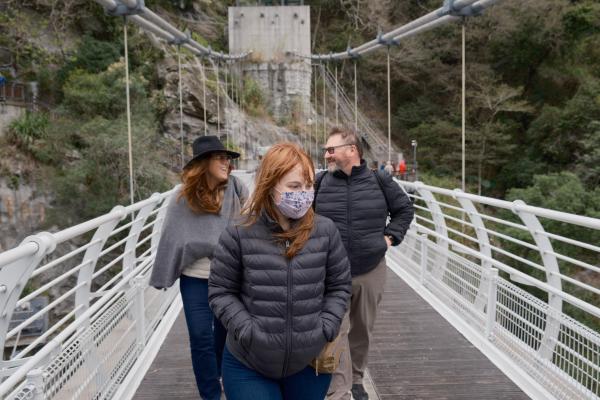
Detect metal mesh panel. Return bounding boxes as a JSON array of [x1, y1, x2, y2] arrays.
[[424, 244, 487, 332], [391, 232, 600, 399], [493, 280, 600, 399], [9, 290, 139, 400]]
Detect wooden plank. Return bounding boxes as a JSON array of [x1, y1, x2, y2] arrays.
[[367, 271, 529, 399], [133, 312, 199, 399], [133, 269, 529, 399]]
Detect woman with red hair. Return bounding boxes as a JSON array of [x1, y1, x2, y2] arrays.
[[209, 142, 351, 399]]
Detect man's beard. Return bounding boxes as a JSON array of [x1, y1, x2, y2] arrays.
[[327, 159, 341, 173]]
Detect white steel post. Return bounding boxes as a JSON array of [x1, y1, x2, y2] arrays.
[[455, 190, 492, 311], [75, 206, 126, 321], [0, 233, 56, 351], [150, 193, 173, 251], [123, 195, 161, 274], [25, 368, 44, 400], [419, 233, 429, 285], [415, 184, 448, 280], [133, 275, 146, 348], [485, 268, 499, 339], [512, 200, 562, 360]]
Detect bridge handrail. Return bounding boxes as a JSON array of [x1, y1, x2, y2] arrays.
[[0, 175, 598, 399], [401, 180, 600, 230], [394, 178, 600, 399], [0, 188, 176, 398]]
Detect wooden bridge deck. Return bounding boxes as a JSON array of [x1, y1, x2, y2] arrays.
[[134, 269, 528, 399]]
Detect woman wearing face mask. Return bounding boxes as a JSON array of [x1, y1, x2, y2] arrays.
[[208, 143, 351, 400], [150, 136, 248, 400]]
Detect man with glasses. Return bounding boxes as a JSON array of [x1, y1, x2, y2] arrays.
[[314, 127, 414, 400]]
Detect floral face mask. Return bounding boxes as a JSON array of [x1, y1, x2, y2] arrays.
[[274, 189, 315, 219]]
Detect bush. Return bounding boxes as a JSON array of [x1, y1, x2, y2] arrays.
[[242, 77, 266, 117], [8, 112, 49, 152], [62, 62, 148, 119], [47, 110, 170, 224]]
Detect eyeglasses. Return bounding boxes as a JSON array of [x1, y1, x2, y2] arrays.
[[322, 143, 355, 155], [211, 154, 233, 162]]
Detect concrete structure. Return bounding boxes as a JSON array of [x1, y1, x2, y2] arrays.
[[228, 6, 311, 120]]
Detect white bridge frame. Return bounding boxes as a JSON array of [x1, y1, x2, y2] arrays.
[[0, 173, 598, 399]]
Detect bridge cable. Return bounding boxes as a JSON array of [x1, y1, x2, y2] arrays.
[[334, 63, 339, 126], [123, 18, 135, 210], [386, 45, 392, 163], [322, 62, 327, 148], [177, 45, 184, 170], [313, 63, 318, 164], [353, 59, 358, 133], [202, 58, 207, 136], [216, 60, 221, 138], [224, 61, 229, 148], [461, 20, 466, 193]]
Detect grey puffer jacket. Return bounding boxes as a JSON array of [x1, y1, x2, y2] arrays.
[[208, 213, 351, 379]]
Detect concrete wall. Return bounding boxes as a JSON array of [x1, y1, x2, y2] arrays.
[[228, 6, 311, 120], [228, 6, 310, 62]]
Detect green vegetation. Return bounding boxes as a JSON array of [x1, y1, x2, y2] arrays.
[[242, 76, 267, 117], [8, 112, 49, 152]]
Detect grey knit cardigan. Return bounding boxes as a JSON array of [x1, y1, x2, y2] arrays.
[[149, 175, 248, 289]]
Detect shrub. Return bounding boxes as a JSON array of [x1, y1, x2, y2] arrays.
[[8, 112, 49, 152]]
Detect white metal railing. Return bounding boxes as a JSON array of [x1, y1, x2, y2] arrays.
[[388, 180, 600, 400], [0, 174, 598, 399], [0, 188, 178, 399]]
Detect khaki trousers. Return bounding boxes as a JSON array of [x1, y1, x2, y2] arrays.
[[327, 258, 387, 400]]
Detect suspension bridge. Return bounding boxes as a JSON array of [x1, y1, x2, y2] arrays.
[[0, 1, 599, 399]]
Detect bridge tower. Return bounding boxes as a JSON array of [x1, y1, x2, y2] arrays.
[[228, 4, 311, 121]]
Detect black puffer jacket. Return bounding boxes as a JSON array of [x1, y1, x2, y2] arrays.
[[208, 213, 351, 379], [315, 161, 414, 277]]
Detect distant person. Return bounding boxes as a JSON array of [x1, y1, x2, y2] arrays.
[[150, 135, 248, 400], [398, 159, 407, 180], [209, 143, 351, 400], [384, 161, 394, 175], [314, 127, 414, 400], [0, 73, 6, 102]]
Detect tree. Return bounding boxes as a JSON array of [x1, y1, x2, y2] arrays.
[[469, 69, 533, 194]]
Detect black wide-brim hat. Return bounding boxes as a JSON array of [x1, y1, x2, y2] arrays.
[[184, 135, 240, 169]]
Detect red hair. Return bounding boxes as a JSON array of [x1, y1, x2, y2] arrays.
[[178, 157, 228, 214], [243, 143, 315, 258]]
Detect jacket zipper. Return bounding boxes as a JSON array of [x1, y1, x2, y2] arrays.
[[282, 240, 293, 377], [346, 178, 352, 254]]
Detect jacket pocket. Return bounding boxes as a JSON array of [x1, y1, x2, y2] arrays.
[[238, 319, 254, 351]]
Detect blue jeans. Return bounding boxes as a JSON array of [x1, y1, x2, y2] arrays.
[[222, 346, 332, 400], [180, 275, 227, 400]]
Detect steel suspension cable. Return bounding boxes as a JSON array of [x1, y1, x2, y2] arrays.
[[202, 58, 207, 136], [461, 21, 466, 193], [354, 59, 358, 133], [313, 63, 319, 165], [123, 19, 134, 209], [386, 46, 391, 163], [322, 63, 326, 147], [216, 60, 221, 138], [177, 45, 184, 170], [334, 63, 339, 126]]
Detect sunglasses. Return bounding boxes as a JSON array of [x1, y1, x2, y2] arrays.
[[322, 143, 355, 155], [211, 154, 233, 162]]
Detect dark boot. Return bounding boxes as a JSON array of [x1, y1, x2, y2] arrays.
[[351, 383, 369, 400]]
